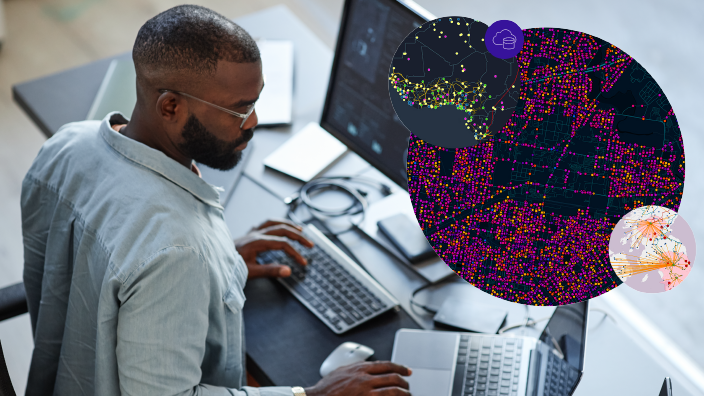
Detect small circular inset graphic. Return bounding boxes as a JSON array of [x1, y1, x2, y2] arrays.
[[388, 16, 521, 148], [485, 20, 524, 59], [609, 206, 696, 293]]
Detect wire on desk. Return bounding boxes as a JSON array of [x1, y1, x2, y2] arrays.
[[408, 276, 458, 315], [498, 306, 618, 335], [284, 176, 393, 237]]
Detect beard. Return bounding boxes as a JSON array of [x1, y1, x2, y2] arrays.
[[178, 114, 254, 170]]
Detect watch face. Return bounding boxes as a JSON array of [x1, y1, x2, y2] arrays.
[[292, 386, 306, 396]]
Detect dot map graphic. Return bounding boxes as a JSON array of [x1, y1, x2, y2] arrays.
[[388, 17, 520, 148], [609, 206, 695, 293], [406, 28, 686, 305]]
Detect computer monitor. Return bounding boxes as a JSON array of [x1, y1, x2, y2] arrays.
[[320, 0, 434, 189]]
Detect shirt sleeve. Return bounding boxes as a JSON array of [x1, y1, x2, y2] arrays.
[[116, 245, 294, 396]]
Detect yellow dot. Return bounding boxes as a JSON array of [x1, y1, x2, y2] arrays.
[[456, 52, 458, 55], [415, 36, 418, 39], [460, 33, 463, 36], [440, 31, 443, 34], [482, 38, 484, 41], [403, 52, 407, 55]]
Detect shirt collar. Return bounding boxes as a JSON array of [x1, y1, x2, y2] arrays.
[[100, 112, 224, 210]]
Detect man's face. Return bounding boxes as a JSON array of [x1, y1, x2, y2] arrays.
[[176, 60, 263, 170], [178, 113, 253, 170]]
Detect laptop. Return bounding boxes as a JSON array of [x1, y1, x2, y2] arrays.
[[659, 378, 673, 396], [392, 301, 589, 396]]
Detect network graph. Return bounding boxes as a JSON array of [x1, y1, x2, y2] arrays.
[[406, 28, 686, 305], [609, 205, 694, 293], [390, 74, 495, 138]]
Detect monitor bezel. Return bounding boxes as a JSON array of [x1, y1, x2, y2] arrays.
[[319, 0, 434, 189]]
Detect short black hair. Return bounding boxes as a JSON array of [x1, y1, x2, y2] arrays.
[[133, 5, 260, 77]]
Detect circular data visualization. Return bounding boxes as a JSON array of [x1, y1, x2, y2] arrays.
[[406, 28, 686, 305], [609, 206, 695, 293], [388, 17, 521, 148]]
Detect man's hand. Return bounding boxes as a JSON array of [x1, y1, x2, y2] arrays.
[[234, 219, 314, 279], [304, 361, 412, 396]]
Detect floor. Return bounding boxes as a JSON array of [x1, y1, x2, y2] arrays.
[[0, 0, 702, 394]]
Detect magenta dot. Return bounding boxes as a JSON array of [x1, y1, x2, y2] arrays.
[[494, 75, 497, 78], [428, 68, 430, 71]]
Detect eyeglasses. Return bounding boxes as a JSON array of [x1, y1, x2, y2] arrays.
[[159, 89, 256, 128]]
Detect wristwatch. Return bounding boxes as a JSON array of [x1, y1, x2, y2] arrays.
[[292, 386, 306, 396]]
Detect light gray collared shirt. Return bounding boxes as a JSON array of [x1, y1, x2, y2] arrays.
[[21, 112, 293, 396]]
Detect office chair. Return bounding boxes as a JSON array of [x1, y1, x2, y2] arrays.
[[0, 283, 27, 323], [0, 282, 27, 396], [0, 340, 16, 396]]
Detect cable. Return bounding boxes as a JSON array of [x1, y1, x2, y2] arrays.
[[409, 282, 440, 314], [498, 315, 552, 334], [498, 307, 618, 335], [408, 276, 458, 315], [284, 176, 393, 236]]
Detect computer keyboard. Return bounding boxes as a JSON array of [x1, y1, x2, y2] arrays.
[[256, 224, 399, 334], [452, 336, 524, 396], [542, 351, 579, 396]]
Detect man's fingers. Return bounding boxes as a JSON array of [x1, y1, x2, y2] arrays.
[[261, 224, 314, 248], [255, 218, 303, 232], [369, 373, 409, 390], [255, 237, 308, 266], [363, 361, 412, 376], [247, 263, 291, 279]]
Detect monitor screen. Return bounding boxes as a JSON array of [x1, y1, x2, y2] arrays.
[[320, 0, 430, 189]]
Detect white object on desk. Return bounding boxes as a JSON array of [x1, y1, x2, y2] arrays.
[[263, 122, 347, 182], [255, 40, 294, 126], [319, 342, 374, 377]]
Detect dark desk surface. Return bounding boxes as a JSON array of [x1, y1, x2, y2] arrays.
[[12, 5, 700, 396]]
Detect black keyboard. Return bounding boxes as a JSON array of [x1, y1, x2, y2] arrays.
[[453, 336, 524, 396], [256, 224, 398, 334], [542, 351, 579, 396]]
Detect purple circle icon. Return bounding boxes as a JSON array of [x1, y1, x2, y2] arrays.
[[485, 20, 524, 59]]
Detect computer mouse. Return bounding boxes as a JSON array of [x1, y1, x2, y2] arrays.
[[319, 342, 375, 377]]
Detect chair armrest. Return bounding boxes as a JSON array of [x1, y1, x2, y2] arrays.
[[0, 283, 28, 322]]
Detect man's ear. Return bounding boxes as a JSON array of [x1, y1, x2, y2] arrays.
[[156, 91, 184, 122]]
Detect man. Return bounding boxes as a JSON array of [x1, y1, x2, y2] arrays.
[[21, 5, 411, 396]]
